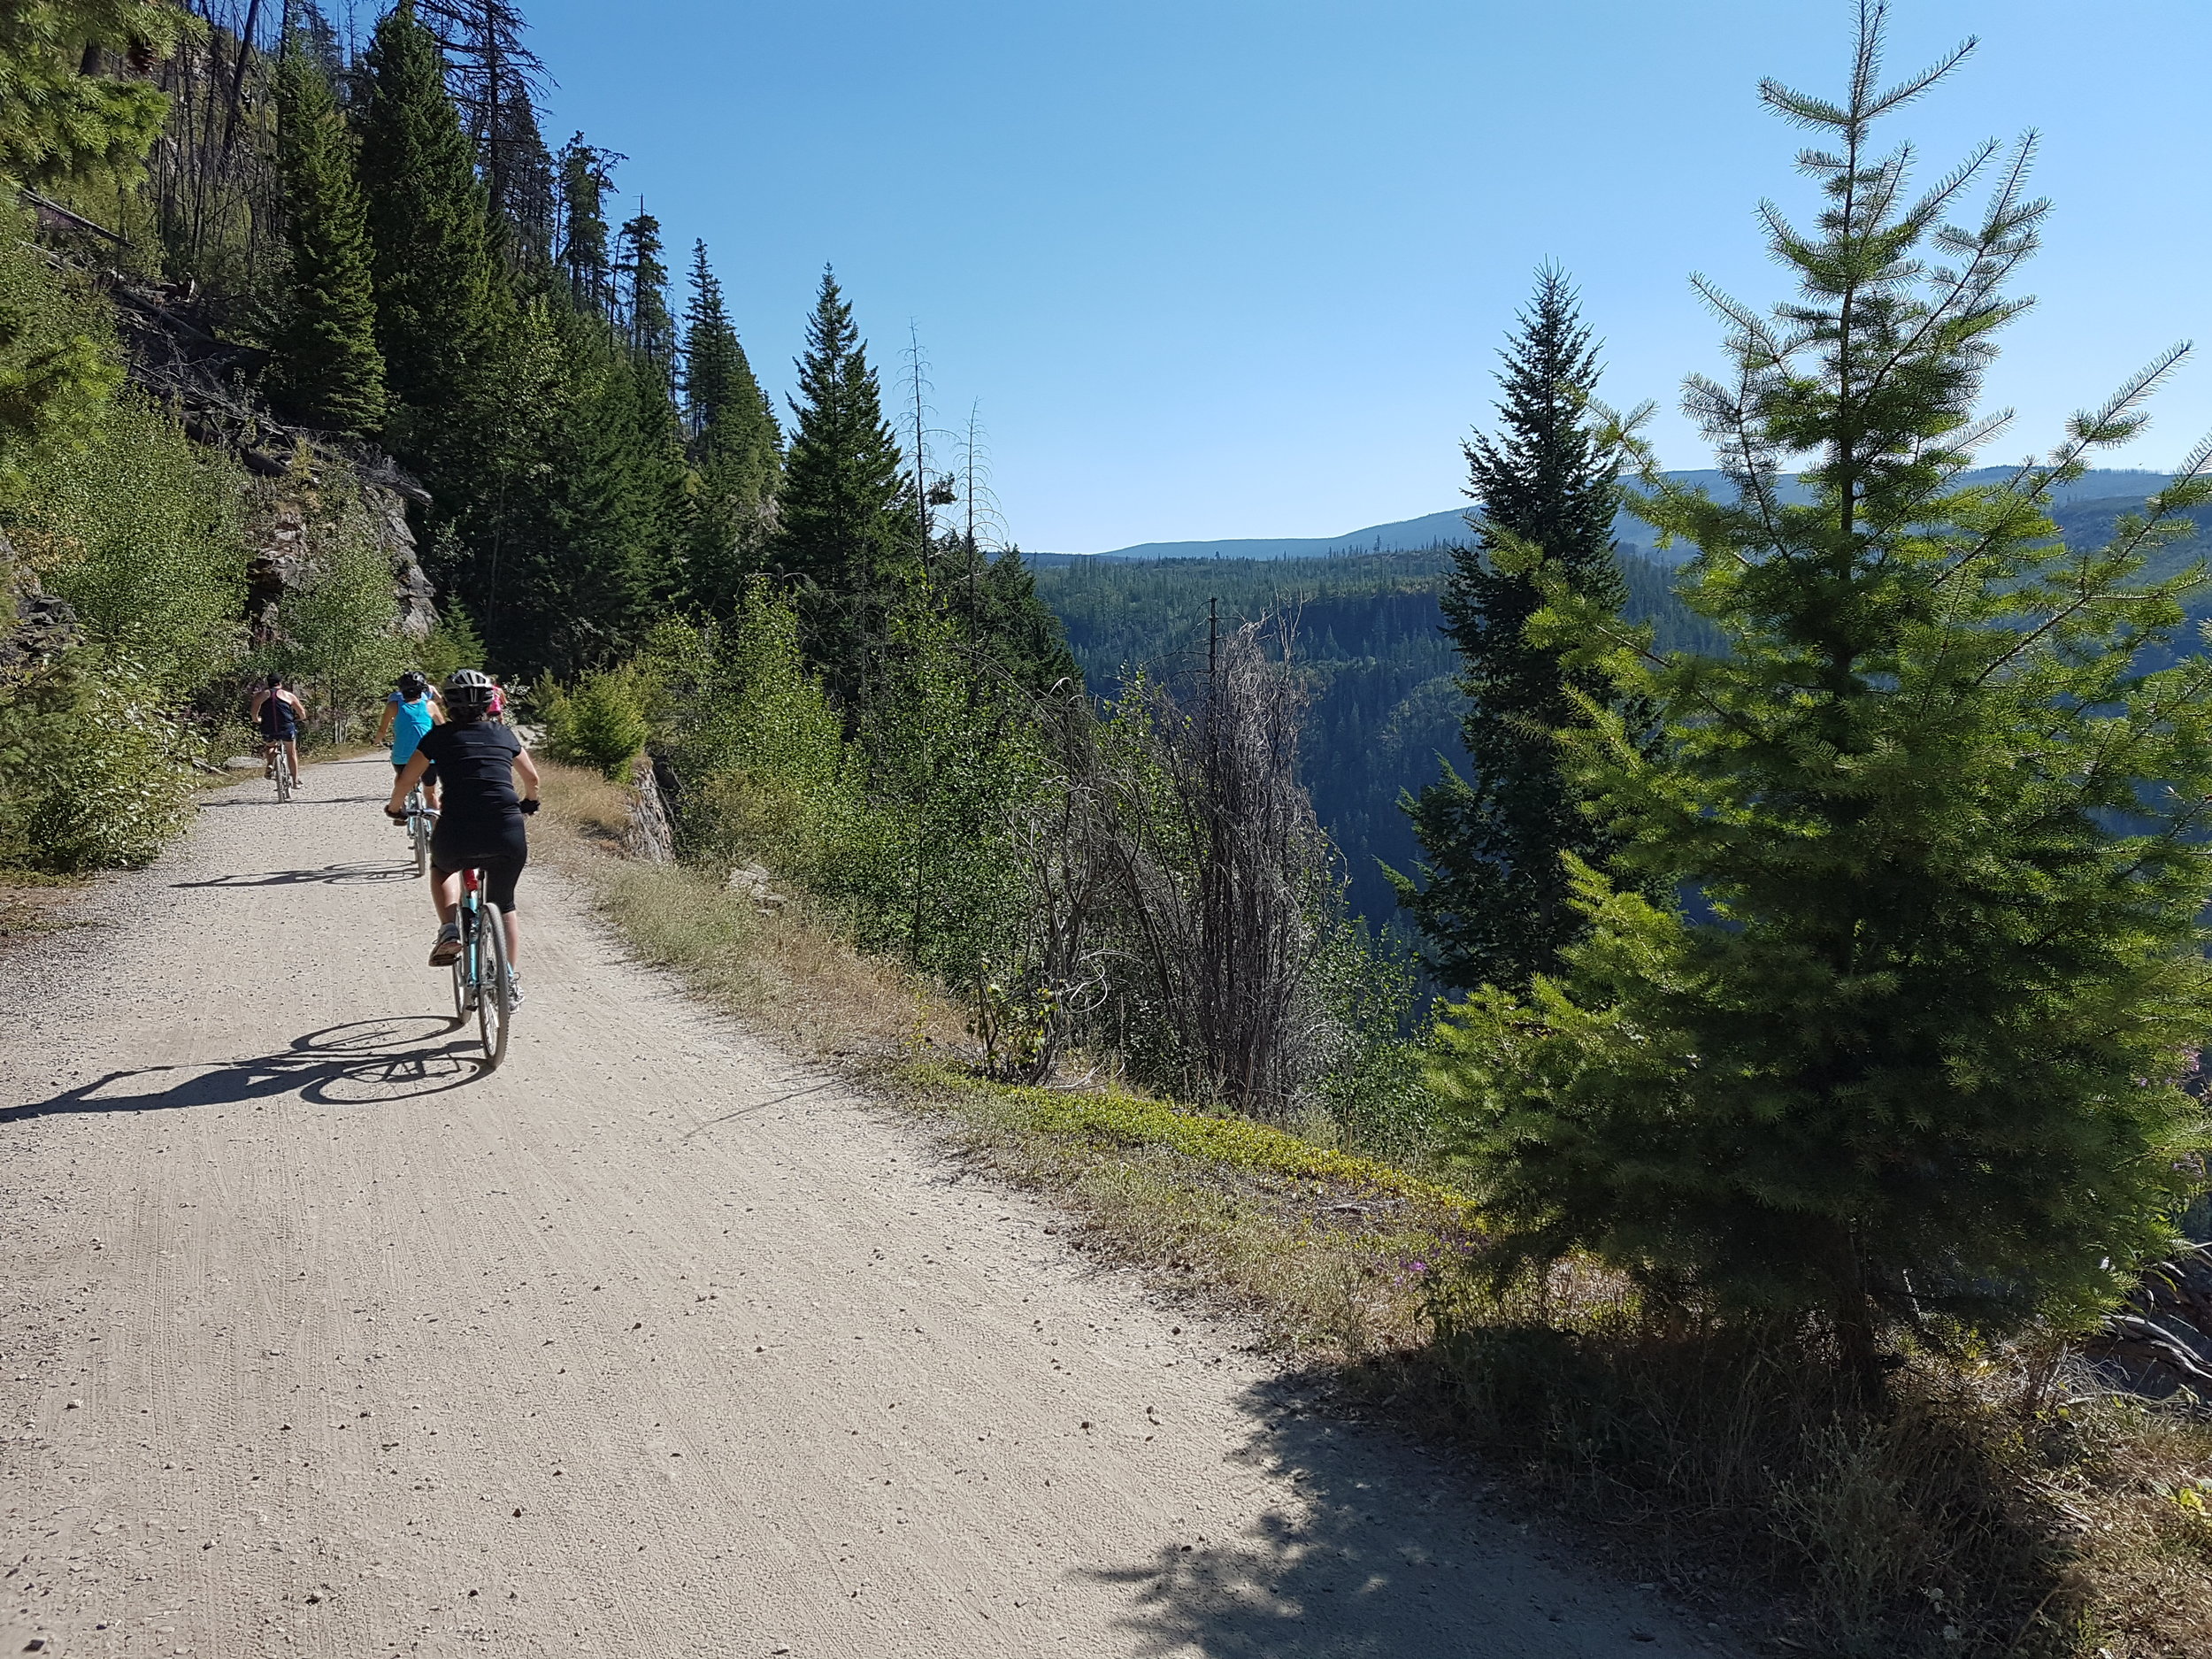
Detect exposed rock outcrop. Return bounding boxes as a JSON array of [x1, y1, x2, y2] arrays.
[[1, 529, 81, 673], [104, 273, 437, 641]]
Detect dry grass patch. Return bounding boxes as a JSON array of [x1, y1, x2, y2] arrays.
[[0, 872, 89, 958], [537, 760, 962, 1063]]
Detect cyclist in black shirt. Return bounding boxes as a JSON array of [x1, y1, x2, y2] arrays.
[[385, 669, 541, 1002]]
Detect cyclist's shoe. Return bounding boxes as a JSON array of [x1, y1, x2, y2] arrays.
[[505, 971, 526, 1009], [428, 922, 463, 966]]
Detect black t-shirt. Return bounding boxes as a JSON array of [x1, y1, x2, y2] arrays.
[[415, 719, 522, 825]]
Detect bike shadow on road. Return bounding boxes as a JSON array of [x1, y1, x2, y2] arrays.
[[4, 1015, 487, 1122], [1090, 1368, 1680, 1658], [171, 861, 414, 888]]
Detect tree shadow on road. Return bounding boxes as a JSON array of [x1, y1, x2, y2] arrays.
[[4, 1016, 485, 1121], [171, 861, 413, 887], [1089, 1371, 1677, 1658]]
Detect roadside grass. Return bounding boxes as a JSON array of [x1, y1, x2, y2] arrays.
[[1409, 1269, 2212, 1658], [535, 758, 2212, 1659]]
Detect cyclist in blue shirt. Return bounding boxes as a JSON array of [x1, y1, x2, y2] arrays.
[[376, 671, 445, 810]]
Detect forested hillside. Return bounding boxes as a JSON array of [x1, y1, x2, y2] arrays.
[[1033, 544, 1722, 926]]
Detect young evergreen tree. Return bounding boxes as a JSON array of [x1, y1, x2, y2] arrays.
[[1392, 268, 1634, 992], [354, 0, 505, 436], [680, 240, 780, 621], [269, 46, 387, 437], [772, 267, 913, 702], [1431, 4, 2212, 1385]]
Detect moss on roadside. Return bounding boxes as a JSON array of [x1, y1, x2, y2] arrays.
[[901, 1061, 1474, 1220]]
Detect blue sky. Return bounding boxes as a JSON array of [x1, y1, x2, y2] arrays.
[[504, 0, 2212, 552]]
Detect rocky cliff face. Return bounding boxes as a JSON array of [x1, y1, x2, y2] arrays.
[[108, 276, 437, 642]]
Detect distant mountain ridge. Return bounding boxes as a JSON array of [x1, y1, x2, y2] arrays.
[[1059, 468, 2180, 564]]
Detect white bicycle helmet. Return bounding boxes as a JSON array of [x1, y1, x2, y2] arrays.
[[444, 668, 497, 714]]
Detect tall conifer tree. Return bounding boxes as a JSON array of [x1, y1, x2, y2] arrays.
[[618, 207, 675, 378], [556, 134, 617, 317], [354, 0, 503, 434], [497, 304, 654, 677], [1394, 269, 1637, 991], [269, 45, 386, 437], [772, 267, 911, 699], [680, 241, 780, 620]]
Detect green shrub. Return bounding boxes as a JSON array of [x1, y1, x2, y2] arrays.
[[0, 647, 200, 872], [414, 604, 485, 684], [0, 228, 124, 497], [541, 669, 649, 780], [642, 585, 872, 881], [11, 390, 247, 699], [249, 511, 410, 743]]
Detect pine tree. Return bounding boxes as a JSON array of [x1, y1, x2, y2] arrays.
[[410, 0, 549, 255], [555, 134, 618, 317], [499, 303, 654, 677], [269, 45, 387, 437], [772, 267, 912, 701], [355, 0, 504, 434], [484, 84, 557, 280], [1430, 4, 2212, 1384], [0, 0, 183, 196], [1392, 268, 1634, 992], [617, 206, 675, 379], [680, 240, 780, 621], [626, 341, 695, 611]]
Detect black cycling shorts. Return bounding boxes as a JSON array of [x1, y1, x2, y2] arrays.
[[432, 812, 527, 912], [395, 758, 441, 788]]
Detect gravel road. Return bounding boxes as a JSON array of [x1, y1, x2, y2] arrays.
[[0, 757, 1721, 1657]]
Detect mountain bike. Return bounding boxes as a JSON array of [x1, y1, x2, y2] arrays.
[[268, 741, 296, 803], [402, 785, 434, 878], [449, 865, 512, 1071]]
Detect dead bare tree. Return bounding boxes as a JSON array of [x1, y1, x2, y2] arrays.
[[980, 685, 1117, 1083], [1093, 613, 1333, 1115]]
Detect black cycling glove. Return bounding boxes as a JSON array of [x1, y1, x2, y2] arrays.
[[519, 798, 541, 816]]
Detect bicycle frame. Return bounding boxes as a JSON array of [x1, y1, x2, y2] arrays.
[[450, 865, 511, 1069]]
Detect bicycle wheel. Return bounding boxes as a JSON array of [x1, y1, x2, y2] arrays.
[[274, 748, 293, 803], [411, 800, 432, 879], [475, 904, 511, 1070], [450, 902, 472, 1021]]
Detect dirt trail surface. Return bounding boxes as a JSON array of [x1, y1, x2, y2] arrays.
[[2, 758, 1719, 1657]]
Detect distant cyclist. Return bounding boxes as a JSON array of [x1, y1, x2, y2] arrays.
[[249, 673, 306, 789], [384, 670, 541, 1003], [376, 671, 446, 811]]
